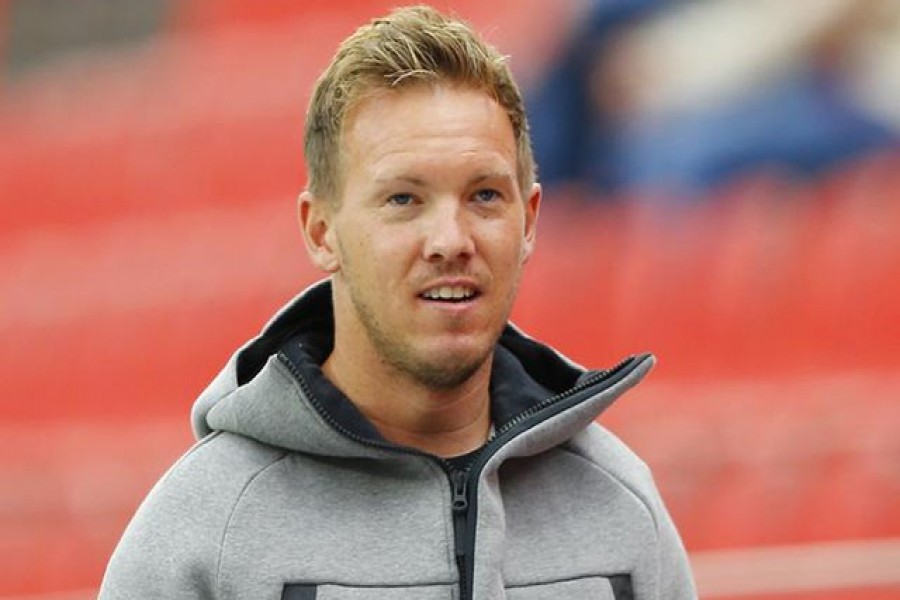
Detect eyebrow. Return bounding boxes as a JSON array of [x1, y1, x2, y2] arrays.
[[470, 171, 514, 185], [374, 171, 514, 187], [374, 175, 427, 187]]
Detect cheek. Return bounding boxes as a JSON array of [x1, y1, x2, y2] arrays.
[[487, 226, 528, 271], [343, 230, 407, 283], [336, 223, 373, 266]]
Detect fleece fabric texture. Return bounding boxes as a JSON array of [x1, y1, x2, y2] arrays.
[[99, 279, 696, 599]]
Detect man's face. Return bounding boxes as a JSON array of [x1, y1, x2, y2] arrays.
[[304, 84, 540, 390]]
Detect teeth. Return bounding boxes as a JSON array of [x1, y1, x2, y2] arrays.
[[423, 286, 475, 300]]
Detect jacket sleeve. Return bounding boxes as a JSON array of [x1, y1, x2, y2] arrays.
[[572, 425, 697, 598], [98, 447, 222, 599], [651, 489, 697, 599], [98, 432, 279, 599]]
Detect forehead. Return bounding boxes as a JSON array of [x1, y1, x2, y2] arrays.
[[339, 83, 517, 178]]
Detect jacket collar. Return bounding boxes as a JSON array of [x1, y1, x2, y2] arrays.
[[192, 279, 651, 460]]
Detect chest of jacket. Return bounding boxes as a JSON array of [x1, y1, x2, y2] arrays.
[[215, 446, 648, 600]]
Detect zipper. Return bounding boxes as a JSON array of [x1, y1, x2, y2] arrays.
[[448, 354, 649, 600], [280, 347, 476, 596], [279, 348, 480, 596], [491, 355, 640, 441], [278, 347, 649, 600], [450, 469, 471, 600]]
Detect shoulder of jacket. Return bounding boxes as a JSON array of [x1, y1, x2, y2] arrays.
[[124, 432, 291, 551], [563, 423, 665, 527], [157, 431, 289, 508], [100, 433, 290, 597]]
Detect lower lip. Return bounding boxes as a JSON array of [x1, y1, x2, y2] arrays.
[[419, 295, 480, 313]]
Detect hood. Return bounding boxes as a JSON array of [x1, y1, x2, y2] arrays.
[[190, 279, 653, 459]]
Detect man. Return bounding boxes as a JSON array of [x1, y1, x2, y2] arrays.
[[100, 6, 696, 599]]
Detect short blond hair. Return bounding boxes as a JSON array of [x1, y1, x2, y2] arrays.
[[304, 5, 536, 203]]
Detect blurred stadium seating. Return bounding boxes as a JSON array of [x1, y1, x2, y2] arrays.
[[1, 1, 898, 597]]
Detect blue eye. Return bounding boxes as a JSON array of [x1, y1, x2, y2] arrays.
[[387, 193, 415, 206], [474, 189, 501, 203]]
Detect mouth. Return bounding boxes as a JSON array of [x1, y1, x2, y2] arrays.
[[419, 284, 480, 304]]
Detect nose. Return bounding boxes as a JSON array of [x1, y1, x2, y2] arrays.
[[422, 199, 475, 263]]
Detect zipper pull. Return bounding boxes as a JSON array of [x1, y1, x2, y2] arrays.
[[451, 469, 469, 513], [451, 469, 470, 567], [451, 469, 470, 559], [450, 469, 473, 600]]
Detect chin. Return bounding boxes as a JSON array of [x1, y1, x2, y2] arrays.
[[413, 342, 493, 389], [413, 356, 486, 390], [426, 333, 491, 360]]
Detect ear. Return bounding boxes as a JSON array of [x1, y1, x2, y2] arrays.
[[521, 183, 541, 263], [298, 191, 340, 273]]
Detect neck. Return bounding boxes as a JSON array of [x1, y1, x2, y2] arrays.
[[322, 346, 493, 458]]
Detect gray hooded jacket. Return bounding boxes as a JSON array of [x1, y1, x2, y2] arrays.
[[100, 280, 696, 599]]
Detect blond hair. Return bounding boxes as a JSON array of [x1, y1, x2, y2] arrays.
[[304, 5, 535, 203]]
